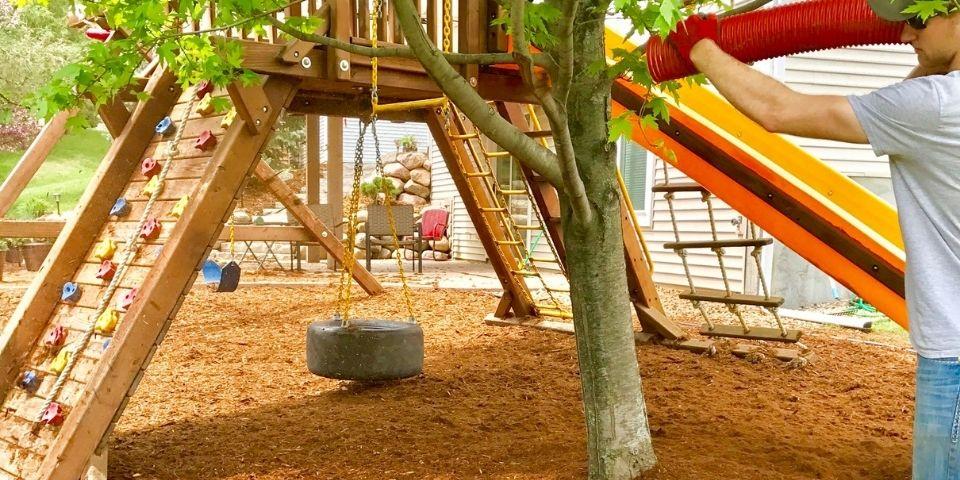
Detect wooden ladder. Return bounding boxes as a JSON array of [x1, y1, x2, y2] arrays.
[[0, 69, 301, 480]]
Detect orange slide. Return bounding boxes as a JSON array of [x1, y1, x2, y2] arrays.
[[606, 30, 908, 328]]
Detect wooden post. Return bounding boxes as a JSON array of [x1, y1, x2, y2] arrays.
[[457, 0, 486, 84], [330, 0, 353, 80], [326, 116, 344, 270], [98, 97, 132, 138], [306, 115, 321, 262], [0, 110, 71, 217]]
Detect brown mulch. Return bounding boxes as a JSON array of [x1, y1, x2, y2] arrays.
[[4, 286, 914, 479]]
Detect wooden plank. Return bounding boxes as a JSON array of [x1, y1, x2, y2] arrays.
[[0, 221, 313, 243], [37, 76, 301, 480], [329, 0, 352, 80], [680, 289, 784, 308], [305, 115, 321, 262], [700, 323, 802, 343], [326, 116, 343, 269], [0, 111, 71, 217], [226, 80, 272, 135], [457, 0, 485, 85], [98, 97, 131, 138], [426, 110, 533, 317], [0, 69, 180, 408], [253, 161, 383, 295], [121, 178, 199, 201], [279, 3, 330, 64], [130, 157, 210, 182], [73, 263, 152, 289]]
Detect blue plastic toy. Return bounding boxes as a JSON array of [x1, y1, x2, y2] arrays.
[[155, 116, 174, 136], [103, 339, 111, 350], [110, 198, 130, 217], [61, 282, 81, 303], [18, 371, 39, 392]]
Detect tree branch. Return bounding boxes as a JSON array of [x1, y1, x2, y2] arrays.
[[269, 17, 547, 66], [390, 0, 564, 188]]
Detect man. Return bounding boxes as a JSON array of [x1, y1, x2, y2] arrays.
[[663, 1, 960, 477]]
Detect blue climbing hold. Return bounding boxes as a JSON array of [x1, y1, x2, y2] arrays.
[[18, 371, 39, 392], [110, 197, 130, 217], [61, 282, 81, 303], [155, 116, 173, 136]]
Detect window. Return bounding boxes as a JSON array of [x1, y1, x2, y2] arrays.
[[618, 138, 654, 225]]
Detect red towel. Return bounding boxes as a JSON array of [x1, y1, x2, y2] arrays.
[[421, 209, 449, 240]]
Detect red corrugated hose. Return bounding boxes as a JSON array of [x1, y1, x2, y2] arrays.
[[646, 0, 905, 82]]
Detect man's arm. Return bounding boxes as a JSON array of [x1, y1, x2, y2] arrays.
[[688, 40, 869, 144]]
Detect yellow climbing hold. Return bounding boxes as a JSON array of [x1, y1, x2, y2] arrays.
[[220, 107, 237, 129], [197, 95, 215, 116], [95, 308, 120, 335], [93, 238, 117, 261], [141, 176, 163, 197], [49, 348, 72, 375], [169, 195, 189, 218]]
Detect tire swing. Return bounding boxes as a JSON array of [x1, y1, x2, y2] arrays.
[[306, 121, 423, 381]]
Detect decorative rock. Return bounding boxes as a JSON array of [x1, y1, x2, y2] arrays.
[[40, 402, 65, 426], [140, 217, 162, 240], [383, 162, 411, 182], [353, 233, 367, 249], [140, 157, 161, 178], [44, 325, 67, 349], [18, 371, 39, 392], [397, 151, 427, 171], [232, 209, 253, 224], [195, 130, 217, 151], [110, 198, 130, 217], [431, 235, 452, 253], [93, 238, 117, 261], [397, 193, 428, 207], [354, 248, 366, 260], [422, 160, 432, 172], [155, 116, 174, 136], [118, 288, 138, 311], [49, 349, 71, 375], [432, 251, 452, 261], [401, 248, 416, 260], [377, 247, 393, 259], [60, 282, 81, 303], [409, 168, 431, 187], [387, 176, 404, 193], [356, 210, 368, 223], [95, 308, 120, 335], [403, 180, 430, 198], [169, 195, 189, 218], [96, 260, 117, 281]]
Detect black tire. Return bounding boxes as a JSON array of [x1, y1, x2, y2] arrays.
[[306, 319, 424, 381]]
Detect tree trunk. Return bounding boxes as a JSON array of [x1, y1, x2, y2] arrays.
[[558, 5, 657, 479]]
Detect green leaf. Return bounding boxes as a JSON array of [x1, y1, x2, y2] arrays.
[[608, 113, 634, 142]]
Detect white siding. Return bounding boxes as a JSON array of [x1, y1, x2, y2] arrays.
[[428, 144, 487, 261]]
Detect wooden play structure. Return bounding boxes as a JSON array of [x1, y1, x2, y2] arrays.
[[0, 1, 908, 478]]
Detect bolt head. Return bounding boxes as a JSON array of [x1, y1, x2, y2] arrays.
[[300, 57, 313, 69], [255, 119, 262, 126], [293, 51, 300, 58], [469, 77, 478, 87], [339, 59, 350, 72]]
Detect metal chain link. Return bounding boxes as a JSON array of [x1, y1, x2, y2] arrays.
[[334, 120, 368, 326]]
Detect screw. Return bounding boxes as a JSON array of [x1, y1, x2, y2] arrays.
[[262, 106, 268, 113], [255, 119, 262, 126], [293, 51, 300, 58]]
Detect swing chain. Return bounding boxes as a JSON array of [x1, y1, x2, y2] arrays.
[[334, 120, 369, 326]]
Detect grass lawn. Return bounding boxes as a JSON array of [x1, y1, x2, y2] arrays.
[[0, 128, 109, 220]]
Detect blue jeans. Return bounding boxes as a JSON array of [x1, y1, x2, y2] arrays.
[[915, 355, 960, 479]]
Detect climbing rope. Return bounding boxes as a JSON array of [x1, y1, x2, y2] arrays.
[[36, 85, 201, 424]]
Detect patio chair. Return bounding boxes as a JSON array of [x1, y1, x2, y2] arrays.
[[365, 204, 422, 273]]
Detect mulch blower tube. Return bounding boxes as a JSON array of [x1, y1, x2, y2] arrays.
[[646, 0, 905, 83]]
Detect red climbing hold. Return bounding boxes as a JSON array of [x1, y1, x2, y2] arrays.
[[141, 157, 161, 178], [195, 130, 217, 151], [84, 28, 112, 42], [41, 402, 65, 426], [96, 260, 117, 281], [196, 80, 214, 99], [43, 325, 67, 349], [119, 288, 138, 311], [140, 218, 162, 240]]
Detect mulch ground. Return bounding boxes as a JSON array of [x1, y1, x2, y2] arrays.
[[2, 284, 914, 479]]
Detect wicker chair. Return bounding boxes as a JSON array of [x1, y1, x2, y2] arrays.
[[364, 204, 422, 273]]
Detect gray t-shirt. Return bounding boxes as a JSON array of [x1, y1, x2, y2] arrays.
[[849, 71, 960, 359]]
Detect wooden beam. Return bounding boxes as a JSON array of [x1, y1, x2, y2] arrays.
[[279, 3, 330, 64], [0, 221, 315, 242], [253, 161, 383, 295], [0, 111, 70, 217], [457, 0, 485, 86], [329, 0, 352, 80], [98, 97, 131, 138], [306, 115, 321, 262], [326, 116, 344, 270]]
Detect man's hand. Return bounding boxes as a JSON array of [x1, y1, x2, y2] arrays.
[[669, 13, 720, 61]]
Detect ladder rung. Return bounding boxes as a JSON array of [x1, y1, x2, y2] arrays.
[[374, 97, 446, 114], [536, 307, 573, 319], [524, 130, 552, 138], [500, 189, 527, 196], [515, 224, 542, 231], [529, 257, 559, 263], [663, 238, 773, 250], [465, 171, 493, 178], [545, 286, 570, 293], [652, 182, 709, 194], [480, 207, 508, 213], [484, 151, 511, 158], [701, 324, 802, 343], [679, 289, 784, 308], [496, 240, 523, 246], [512, 270, 538, 277], [451, 133, 479, 140]]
